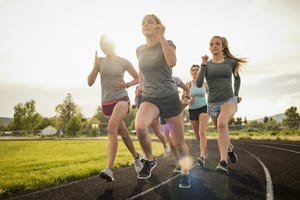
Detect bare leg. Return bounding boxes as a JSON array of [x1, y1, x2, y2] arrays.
[[106, 101, 129, 168], [190, 120, 200, 141], [135, 102, 159, 161], [151, 119, 167, 149], [166, 112, 190, 174], [217, 102, 237, 162], [199, 113, 209, 158], [118, 120, 138, 158], [161, 124, 177, 159]]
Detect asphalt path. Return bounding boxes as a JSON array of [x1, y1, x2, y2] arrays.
[[6, 139, 300, 200]]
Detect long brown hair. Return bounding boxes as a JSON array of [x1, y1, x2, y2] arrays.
[[212, 36, 247, 75]]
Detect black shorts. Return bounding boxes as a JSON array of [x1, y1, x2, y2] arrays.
[[142, 92, 182, 119], [188, 105, 207, 121]]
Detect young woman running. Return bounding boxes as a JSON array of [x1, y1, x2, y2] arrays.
[[87, 35, 143, 182], [197, 36, 247, 175], [135, 14, 192, 188], [182, 65, 210, 167]]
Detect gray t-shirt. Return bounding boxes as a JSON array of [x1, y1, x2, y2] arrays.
[[196, 58, 241, 103], [136, 41, 177, 98], [97, 56, 131, 102]]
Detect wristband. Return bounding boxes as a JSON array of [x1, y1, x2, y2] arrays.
[[126, 83, 130, 88], [185, 95, 191, 100]]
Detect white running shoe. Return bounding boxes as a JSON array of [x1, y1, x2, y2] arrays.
[[100, 168, 114, 182], [134, 152, 144, 173]]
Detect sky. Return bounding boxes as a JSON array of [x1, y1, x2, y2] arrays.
[[0, 0, 300, 120]]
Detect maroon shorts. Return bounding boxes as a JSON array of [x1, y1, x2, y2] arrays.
[[102, 96, 130, 116]]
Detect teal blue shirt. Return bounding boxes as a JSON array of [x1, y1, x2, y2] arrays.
[[189, 81, 207, 109]]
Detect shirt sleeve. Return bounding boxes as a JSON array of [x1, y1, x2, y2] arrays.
[[232, 63, 241, 96], [234, 73, 241, 96], [172, 76, 182, 86], [123, 58, 132, 70], [196, 66, 206, 87]]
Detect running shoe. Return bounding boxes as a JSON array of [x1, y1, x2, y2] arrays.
[[179, 173, 191, 189], [134, 152, 144, 173], [173, 163, 181, 173], [197, 156, 206, 167], [216, 160, 229, 175], [100, 168, 114, 182], [137, 159, 157, 179], [228, 143, 238, 163]]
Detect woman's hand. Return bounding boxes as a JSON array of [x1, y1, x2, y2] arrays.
[[201, 55, 209, 65], [237, 96, 242, 103], [189, 96, 195, 104], [155, 24, 165, 38], [114, 81, 126, 89]]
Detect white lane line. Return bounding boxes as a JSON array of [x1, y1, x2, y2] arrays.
[[127, 163, 198, 200], [9, 175, 98, 200], [236, 147, 274, 200], [236, 141, 300, 148], [257, 145, 300, 154], [235, 142, 300, 154], [9, 166, 133, 200]]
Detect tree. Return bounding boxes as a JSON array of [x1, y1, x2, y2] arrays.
[[66, 115, 83, 136], [125, 108, 137, 128], [229, 118, 235, 125], [283, 106, 300, 130], [243, 117, 248, 124], [263, 116, 269, 124], [93, 106, 108, 124], [55, 93, 80, 130], [36, 117, 56, 130], [12, 100, 42, 133]]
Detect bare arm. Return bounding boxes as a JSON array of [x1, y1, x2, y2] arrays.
[[178, 81, 190, 97], [87, 51, 99, 86], [181, 81, 191, 109], [126, 65, 139, 87], [156, 24, 176, 67], [114, 65, 139, 89]]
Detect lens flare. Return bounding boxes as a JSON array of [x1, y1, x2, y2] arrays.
[[179, 156, 193, 173]]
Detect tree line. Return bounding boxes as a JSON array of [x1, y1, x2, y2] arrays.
[[0, 93, 299, 136]]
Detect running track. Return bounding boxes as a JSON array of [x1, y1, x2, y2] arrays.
[[7, 139, 300, 200]]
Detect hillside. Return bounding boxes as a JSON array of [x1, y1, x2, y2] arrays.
[[255, 113, 286, 123]]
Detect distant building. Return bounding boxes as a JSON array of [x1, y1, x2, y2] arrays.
[[40, 125, 57, 136]]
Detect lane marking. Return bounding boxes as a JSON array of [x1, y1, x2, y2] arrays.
[[256, 145, 300, 154], [127, 163, 198, 200], [235, 141, 300, 147], [9, 175, 99, 200], [236, 147, 274, 200], [235, 142, 300, 154], [9, 166, 133, 200]]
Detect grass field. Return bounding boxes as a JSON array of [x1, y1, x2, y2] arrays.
[[0, 139, 164, 197]]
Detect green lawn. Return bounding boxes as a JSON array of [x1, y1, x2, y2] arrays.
[[0, 139, 164, 197]]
